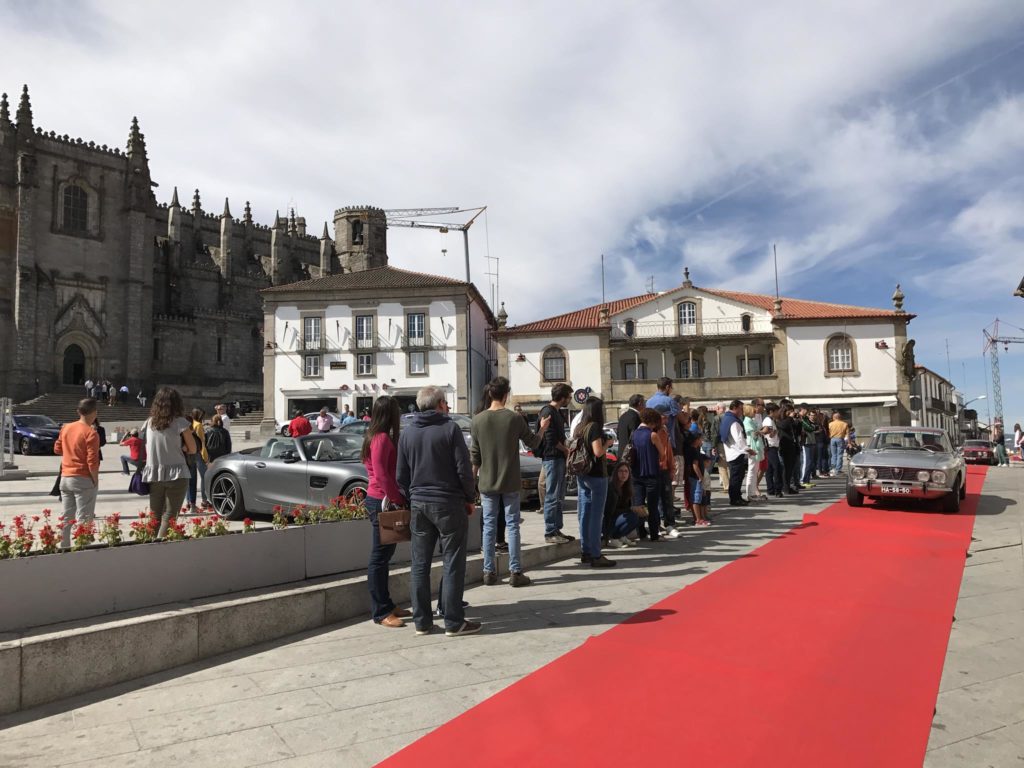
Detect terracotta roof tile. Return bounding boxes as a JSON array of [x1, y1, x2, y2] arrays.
[[506, 293, 658, 333], [506, 286, 910, 334], [262, 265, 466, 293]]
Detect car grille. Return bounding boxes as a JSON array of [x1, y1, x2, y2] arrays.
[[872, 467, 926, 481]]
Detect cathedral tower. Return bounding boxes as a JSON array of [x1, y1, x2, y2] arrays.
[[333, 205, 387, 272]]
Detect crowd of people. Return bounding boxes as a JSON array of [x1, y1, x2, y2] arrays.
[[359, 377, 859, 638]]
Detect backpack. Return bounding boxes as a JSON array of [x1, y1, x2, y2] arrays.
[[566, 427, 594, 476], [204, 426, 226, 457]]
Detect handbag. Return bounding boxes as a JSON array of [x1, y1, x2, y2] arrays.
[[378, 496, 411, 545], [50, 468, 62, 499], [129, 469, 150, 496]]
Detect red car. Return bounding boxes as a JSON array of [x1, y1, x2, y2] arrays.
[[961, 439, 998, 465]]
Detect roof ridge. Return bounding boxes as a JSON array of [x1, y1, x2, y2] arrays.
[[700, 286, 893, 313], [507, 292, 657, 331]]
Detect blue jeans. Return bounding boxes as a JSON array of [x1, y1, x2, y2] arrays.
[[365, 496, 398, 623], [410, 498, 468, 631], [816, 441, 829, 474], [830, 438, 845, 473], [187, 456, 208, 505], [612, 510, 639, 539], [542, 457, 566, 536], [482, 492, 522, 574], [801, 445, 815, 484], [120, 456, 145, 474], [576, 474, 608, 557], [633, 476, 661, 538]]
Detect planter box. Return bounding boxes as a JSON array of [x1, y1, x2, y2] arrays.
[[0, 517, 482, 634]]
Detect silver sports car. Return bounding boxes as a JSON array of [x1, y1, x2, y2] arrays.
[[846, 427, 966, 513], [204, 433, 369, 520]]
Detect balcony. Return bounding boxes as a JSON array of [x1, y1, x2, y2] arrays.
[[347, 336, 382, 352], [299, 337, 326, 352], [610, 374, 782, 403], [609, 317, 775, 342], [400, 335, 442, 352]]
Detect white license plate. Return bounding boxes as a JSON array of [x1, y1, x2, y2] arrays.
[[881, 485, 912, 494]]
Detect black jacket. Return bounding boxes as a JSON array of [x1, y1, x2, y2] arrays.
[[396, 410, 475, 504], [617, 409, 641, 452], [537, 404, 566, 460]]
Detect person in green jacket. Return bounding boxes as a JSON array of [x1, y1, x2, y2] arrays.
[[470, 377, 550, 587]]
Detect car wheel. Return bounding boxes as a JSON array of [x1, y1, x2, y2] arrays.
[[941, 479, 961, 514], [343, 481, 367, 506], [210, 472, 246, 520], [18, 437, 31, 455], [846, 484, 863, 507], [280, 425, 291, 437]]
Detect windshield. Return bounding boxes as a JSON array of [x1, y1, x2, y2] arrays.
[[964, 440, 991, 448], [300, 433, 363, 462], [15, 415, 58, 428], [869, 431, 951, 452]]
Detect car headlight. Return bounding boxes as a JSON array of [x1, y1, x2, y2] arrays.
[[917, 470, 931, 482], [851, 466, 865, 480], [866, 468, 878, 480], [931, 470, 947, 484]]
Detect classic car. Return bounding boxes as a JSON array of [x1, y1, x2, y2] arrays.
[[2, 414, 61, 455], [960, 439, 998, 465], [204, 433, 369, 520], [846, 427, 966, 513]]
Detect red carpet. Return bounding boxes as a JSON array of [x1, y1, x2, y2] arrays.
[[378, 466, 985, 768]]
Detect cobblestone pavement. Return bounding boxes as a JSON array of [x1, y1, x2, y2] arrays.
[[1, 470, 1019, 767]]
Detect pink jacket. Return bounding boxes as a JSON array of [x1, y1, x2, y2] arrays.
[[365, 433, 405, 504]]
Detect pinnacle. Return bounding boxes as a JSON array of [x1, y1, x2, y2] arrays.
[[321, 221, 330, 239], [16, 83, 32, 126], [0, 93, 8, 124], [222, 197, 231, 218], [170, 186, 180, 207], [192, 189, 202, 211]]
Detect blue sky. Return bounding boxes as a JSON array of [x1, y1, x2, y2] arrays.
[[2, 1, 1024, 423]]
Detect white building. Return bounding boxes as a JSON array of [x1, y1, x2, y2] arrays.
[[495, 270, 916, 436], [911, 365, 961, 443], [260, 266, 495, 434]]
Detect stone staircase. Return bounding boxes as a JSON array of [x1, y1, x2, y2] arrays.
[[15, 389, 152, 424]]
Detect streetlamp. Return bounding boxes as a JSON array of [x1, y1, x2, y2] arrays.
[[960, 394, 986, 442]]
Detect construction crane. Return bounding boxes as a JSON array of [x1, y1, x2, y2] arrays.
[[383, 207, 460, 220], [983, 318, 1024, 429]]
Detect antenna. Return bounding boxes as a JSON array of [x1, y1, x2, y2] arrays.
[[945, 338, 952, 383], [646, 275, 655, 294], [601, 254, 606, 304], [773, 243, 780, 301]]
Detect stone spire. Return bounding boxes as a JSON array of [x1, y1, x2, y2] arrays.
[[192, 189, 202, 215], [15, 85, 33, 141], [222, 197, 231, 219], [0, 93, 9, 128], [892, 284, 905, 314], [170, 186, 180, 208], [320, 221, 330, 240], [288, 208, 297, 235], [272, 210, 281, 229], [244, 201, 252, 225], [126, 116, 147, 159], [497, 302, 508, 329]]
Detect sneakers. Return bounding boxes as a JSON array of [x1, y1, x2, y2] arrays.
[[580, 554, 594, 564], [545, 532, 572, 544], [482, 571, 498, 586], [415, 625, 437, 636], [624, 537, 639, 547], [509, 572, 531, 588], [664, 528, 680, 539], [606, 537, 627, 548], [495, 542, 509, 553], [590, 555, 616, 568], [801, 482, 815, 489], [445, 620, 483, 637]]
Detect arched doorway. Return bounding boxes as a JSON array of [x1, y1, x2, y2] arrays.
[[63, 344, 86, 385]]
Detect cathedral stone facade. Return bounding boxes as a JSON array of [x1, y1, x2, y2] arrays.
[[0, 86, 385, 403]]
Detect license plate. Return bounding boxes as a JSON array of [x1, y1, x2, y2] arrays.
[[881, 485, 911, 494]]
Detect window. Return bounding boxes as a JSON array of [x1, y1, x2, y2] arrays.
[[678, 359, 701, 379], [407, 313, 426, 345], [409, 351, 426, 375], [63, 184, 88, 232], [623, 361, 647, 380], [678, 301, 697, 334], [624, 319, 635, 337], [738, 357, 763, 376], [355, 315, 374, 348], [542, 347, 567, 382], [303, 316, 321, 348], [351, 219, 364, 245], [826, 335, 855, 373], [303, 354, 321, 377], [152, 338, 160, 362], [357, 353, 374, 376], [741, 314, 753, 333], [216, 337, 223, 363]]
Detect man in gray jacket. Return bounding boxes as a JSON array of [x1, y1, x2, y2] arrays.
[[397, 386, 481, 637]]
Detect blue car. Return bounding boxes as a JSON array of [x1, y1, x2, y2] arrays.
[[4, 414, 61, 455]]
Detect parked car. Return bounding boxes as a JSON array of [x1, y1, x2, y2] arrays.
[[2, 414, 61, 455], [204, 433, 368, 520], [846, 427, 966, 513], [278, 412, 342, 436], [960, 439, 998, 466]]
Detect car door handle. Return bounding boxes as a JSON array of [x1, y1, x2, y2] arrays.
[[255, 461, 267, 469], [310, 476, 328, 489]]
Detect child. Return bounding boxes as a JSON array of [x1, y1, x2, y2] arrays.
[[686, 431, 711, 526]]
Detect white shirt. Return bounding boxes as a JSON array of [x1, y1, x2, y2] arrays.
[[569, 410, 584, 437], [762, 416, 780, 448], [220, 414, 232, 431], [723, 414, 750, 461]]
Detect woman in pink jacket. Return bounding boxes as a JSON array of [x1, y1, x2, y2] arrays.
[[362, 397, 411, 628]]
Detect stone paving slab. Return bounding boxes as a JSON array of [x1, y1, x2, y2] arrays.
[[926, 466, 1024, 767]]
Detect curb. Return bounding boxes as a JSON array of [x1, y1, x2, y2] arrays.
[[0, 538, 579, 715]]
